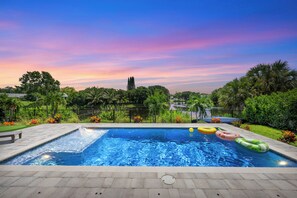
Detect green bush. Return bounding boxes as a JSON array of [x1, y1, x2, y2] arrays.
[[115, 111, 129, 123], [99, 111, 114, 120], [17, 105, 80, 123], [65, 113, 80, 123], [243, 88, 297, 131], [159, 110, 191, 123], [231, 120, 242, 127]]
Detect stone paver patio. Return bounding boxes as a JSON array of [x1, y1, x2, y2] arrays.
[[0, 124, 297, 197]]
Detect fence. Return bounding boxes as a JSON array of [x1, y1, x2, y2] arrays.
[[76, 106, 150, 123]]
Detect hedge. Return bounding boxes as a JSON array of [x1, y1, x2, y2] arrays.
[[243, 88, 297, 131]]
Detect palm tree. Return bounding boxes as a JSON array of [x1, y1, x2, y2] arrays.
[[7, 98, 21, 121], [85, 87, 106, 111], [218, 78, 250, 116], [103, 89, 121, 122], [28, 93, 45, 117], [247, 60, 297, 96], [117, 89, 129, 105], [270, 60, 297, 92], [0, 94, 21, 121], [187, 94, 213, 120], [48, 92, 66, 117], [144, 91, 169, 122]]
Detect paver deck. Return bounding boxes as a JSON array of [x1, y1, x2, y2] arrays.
[[0, 123, 297, 197]]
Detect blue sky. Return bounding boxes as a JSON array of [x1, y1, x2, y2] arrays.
[[0, 0, 297, 93]]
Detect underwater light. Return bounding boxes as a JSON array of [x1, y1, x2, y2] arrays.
[[278, 161, 288, 166], [41, 154, 51, 160]]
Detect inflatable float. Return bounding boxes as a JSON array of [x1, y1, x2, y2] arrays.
[[198, 127, 216, 134], [235, 138, 269, 152], [216, 131, 240, 141]]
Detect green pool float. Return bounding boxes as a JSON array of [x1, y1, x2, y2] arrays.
[[235, 138, 269, 152]]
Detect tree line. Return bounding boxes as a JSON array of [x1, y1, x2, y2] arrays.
[[210, 60, 297, 116], [0, 71, 173, 122]]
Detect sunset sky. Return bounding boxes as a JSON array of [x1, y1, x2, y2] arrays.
[[0, 0, 297, 93]]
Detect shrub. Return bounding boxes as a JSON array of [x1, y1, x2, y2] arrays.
[[3, 121, 14, 126], [65, 114, 80, 123], [159, 110, 190, 123], [278, 130, 296, 143], [232, 120, 242, 127], [175, 116, 182, 123], [243, 125, 250, 131], [54, 114, 62, 123], [115, 111, 129, 123], [46, 118, 56, 124], [30, 119, 38, 125], [243, 88, 297, 131], [100, 111, 113, 120], [133, 115, 143, 123], [211, 118, 221, 123], [90, 115, 101, 123], [67, 117, 80, 123]]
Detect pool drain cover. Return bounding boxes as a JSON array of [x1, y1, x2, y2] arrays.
[[161, 175, 176, 185]]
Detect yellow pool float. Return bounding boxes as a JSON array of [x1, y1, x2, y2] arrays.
[[198, 127, 217, 134]]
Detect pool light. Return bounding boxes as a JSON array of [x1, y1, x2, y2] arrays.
[[278, 161, 288, 166], [41, 154, 51, 160]]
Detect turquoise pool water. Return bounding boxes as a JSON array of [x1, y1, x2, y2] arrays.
[[2, 128, 297, 167]]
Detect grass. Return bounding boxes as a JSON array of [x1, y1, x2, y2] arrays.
[[0, 125, 30, 133], [241, 124, 297, 147]]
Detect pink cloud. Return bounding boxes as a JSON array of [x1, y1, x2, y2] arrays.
[[0, 55, 250, 93], [4, 24, 296, 57], [1, 21, 296, 93]]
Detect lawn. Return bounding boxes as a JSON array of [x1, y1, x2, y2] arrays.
[[241, 124, 297, 147], [0, 125, 30, 133]]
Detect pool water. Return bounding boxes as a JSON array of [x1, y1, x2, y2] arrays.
[[2, 128, 297, 167]]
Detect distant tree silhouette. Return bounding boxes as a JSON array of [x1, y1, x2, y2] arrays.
[[127, 76, 136, 90]]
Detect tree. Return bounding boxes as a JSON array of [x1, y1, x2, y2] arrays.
[[104, 89, 120, 107], [187, 94, 213, 120], [18, 70, 61, 118], [19, 71, 60, 95], [0, 94, 21, 121], [270, 60, 297, 92], [210, 88, 221, 107], [144, 91, 169, 122], [148, 85, 170, 101], [174, 91, 200, 102], [29, 93, 46, 117], [48, 92, 66, 116], [127, 86, 149, 104], [85, 87, 106, 110], [116, 89, 129, 104], [246, 60, 297, 96], [218, 77, 250, 116], [61, 87, 77, 107], [127, 77, 136, 90]]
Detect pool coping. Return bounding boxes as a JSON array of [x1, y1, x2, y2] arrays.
[[1, 165, 297, 173], [1, 124, 297, 198], [1, 123, 297, 167]]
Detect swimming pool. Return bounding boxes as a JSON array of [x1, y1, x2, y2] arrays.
[[2, 128, 297, 167]]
